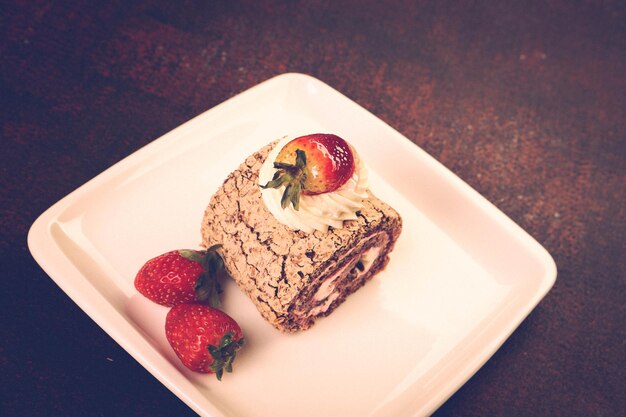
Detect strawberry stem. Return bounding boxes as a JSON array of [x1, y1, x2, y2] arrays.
[[180, 246, 226, 308], [207, 332, 245, 381], [260, 149, 307, 210]]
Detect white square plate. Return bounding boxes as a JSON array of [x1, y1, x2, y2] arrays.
[[28, 73, 556, 417]]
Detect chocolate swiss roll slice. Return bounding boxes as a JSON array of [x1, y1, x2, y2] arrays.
[[201, 138, 402, 332]]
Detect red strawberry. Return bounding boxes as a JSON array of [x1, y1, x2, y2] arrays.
[[261, 133, 355, 209], [134, 245, 224, 307], [165, 304, 245, 378]]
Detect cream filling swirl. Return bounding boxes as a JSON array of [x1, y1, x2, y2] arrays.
[[259, 137, 369, 233]]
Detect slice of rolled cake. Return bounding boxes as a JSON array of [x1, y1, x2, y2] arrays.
[[201, 137, 402, 332]]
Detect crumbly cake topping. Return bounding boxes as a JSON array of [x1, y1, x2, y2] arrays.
[[201, 141, 402, 331]]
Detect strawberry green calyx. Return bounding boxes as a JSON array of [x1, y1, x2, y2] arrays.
[[178, 249, 205, 263], [179, 245, 226, 308], [207, 331, 246, 381], [260, 149, 307, 210]]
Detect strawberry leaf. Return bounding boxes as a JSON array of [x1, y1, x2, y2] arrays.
[[262, 174, 289, 189], [273, 162, 296, 169], [281, 183, 293, 209], [193, 245, 228, 308], [289, 182, 303, 210], [260, 149, 307, 211], [295, 149, 306, 169], [208, 332, 245, 381], [178, 249, 205, 263]]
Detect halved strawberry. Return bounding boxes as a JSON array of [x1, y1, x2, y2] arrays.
[[261, 133, 355, 209], [134, 245, 225, 308]]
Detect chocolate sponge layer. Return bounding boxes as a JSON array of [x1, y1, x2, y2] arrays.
[[201, 142, 402, 332]]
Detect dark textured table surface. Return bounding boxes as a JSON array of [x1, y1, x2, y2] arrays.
[[2, 1, 625, 416]]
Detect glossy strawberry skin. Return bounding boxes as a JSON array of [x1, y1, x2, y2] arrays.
[[134, 250, 204, 307], [165, 304, 244, 374], [276, 133, 355, 195]]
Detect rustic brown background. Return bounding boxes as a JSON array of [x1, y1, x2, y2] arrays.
[[2, 1, 625, 416]]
